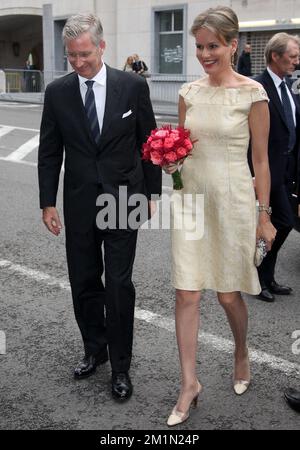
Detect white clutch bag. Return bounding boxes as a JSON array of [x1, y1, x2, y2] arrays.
[[254, 238, 268, 267]]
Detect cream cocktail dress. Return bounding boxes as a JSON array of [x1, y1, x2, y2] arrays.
[[171, 82, 269, 294]]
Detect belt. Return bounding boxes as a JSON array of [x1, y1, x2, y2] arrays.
[[283, 149, 294, 155]]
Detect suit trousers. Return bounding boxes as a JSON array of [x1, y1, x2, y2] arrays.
[[258, 153, 295, 286], [65, 210, 138, 373]]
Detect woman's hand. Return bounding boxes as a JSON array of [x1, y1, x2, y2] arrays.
[[162, 159, 185, 175], [256, 214, 277, 251], [162, 163, 179, 174]]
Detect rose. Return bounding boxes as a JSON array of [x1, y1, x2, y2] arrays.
[[164, 151, 178, 163], [150, 139, 163, 151], [176, 147, 189, 159], [154, 129, 170, 139], [183, 138, 193, 150], [150, 151, 164, 165], [170, 131, 181, 144], [163, 137, 175, 150], [142, 147, 151, 160]]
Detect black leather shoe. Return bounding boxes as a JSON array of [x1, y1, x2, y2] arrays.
[[74, 351, 108, 379], [284, 388, 300, 412], [111, 372, 133, 401], [256, 287, 275, 302], [269, 280, 292, 295]]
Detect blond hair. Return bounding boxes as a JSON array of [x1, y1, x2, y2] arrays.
[[190, 6, 239, 45]]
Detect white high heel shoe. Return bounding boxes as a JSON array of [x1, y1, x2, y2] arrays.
[[167, 382, 202, 427], [233, 379, 250, 395], [233, 351, 250, 395]]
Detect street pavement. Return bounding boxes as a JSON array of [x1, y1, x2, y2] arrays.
[[0, 102, 300, 430]]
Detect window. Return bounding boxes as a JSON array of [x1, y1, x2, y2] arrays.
[[155, 9, 184, 74]]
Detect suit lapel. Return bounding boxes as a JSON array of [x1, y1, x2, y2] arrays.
[[290, 85, 300, 144], [263, 70, 289, 131], [63, 67, 123, 149], [100, 65, 122, 143], [285, 78, 300, 148], [63, 72, 95, 146], [291, 89, 300, 119]]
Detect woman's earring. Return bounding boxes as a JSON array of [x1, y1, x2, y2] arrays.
[[231, 52, 235, 67]]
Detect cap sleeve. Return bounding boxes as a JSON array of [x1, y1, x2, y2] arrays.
[[251, 85, 269, 103], [178, 82, 192, 98]]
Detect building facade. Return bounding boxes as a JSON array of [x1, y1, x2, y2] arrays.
[[0, 0, 300, 98]]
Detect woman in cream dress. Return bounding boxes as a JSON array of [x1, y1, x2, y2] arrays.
[[164, 6, 277, 426]]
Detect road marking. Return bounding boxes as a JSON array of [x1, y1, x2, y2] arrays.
[[0, 126, 39, 165], [0, 125, 14, 138], [0, 330, 6, 355], [0, 102, 40, 108], [0, 157, 37, 167], [3, 134, 39, 162], [0, 152, 169, 186], [0, 257, 299, 377], [0, 123, 39, 133]]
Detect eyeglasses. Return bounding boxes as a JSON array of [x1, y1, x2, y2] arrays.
[[66, 50, 98, 60]]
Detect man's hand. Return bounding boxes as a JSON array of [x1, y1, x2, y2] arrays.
[[42, 207, 63, 236]]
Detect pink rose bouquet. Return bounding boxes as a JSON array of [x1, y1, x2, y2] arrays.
[[142, 125, 194, 190]]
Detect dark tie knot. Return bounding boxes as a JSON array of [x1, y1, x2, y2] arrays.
[[85, 80, 95, 90], [280, 80, 287, 90]]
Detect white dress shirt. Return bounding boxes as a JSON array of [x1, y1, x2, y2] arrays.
[[267, 66, 296, 126], [78, 63, 107, 134]]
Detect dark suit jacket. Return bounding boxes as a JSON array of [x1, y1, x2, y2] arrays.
[[237, 52, 252, 77], [287, 75, 300, 204], [253, 69, 300, 191], [38, 65, 162, 231]]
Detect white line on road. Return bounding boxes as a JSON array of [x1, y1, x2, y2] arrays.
[[0, 123, 39, 133], [3, 134, 40, 162], [0, 103, 41, 108], [0, 157, 36, 167], [1, 258, 299, 377], [0, 125, 14, 138], [0, 153, 170, 188]]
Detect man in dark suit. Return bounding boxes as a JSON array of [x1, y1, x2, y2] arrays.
[[38, 13, 161, 400], [237, 43, 252, 77], [253, 33, 300, 302]]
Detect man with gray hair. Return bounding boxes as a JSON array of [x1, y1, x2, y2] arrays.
[[249, 32, 300, 302], [38, 13, 161, 401]]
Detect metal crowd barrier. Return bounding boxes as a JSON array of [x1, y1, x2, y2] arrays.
[[148, 74, 200, 103], [3, 69, 44, 93], [0, 69, 202, 110]]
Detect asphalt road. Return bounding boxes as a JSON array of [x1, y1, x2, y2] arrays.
[[0, 102, 300, 431]]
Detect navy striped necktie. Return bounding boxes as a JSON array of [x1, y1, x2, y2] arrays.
[[85, 80, 101, 145], [280, 80, 296, 152]]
